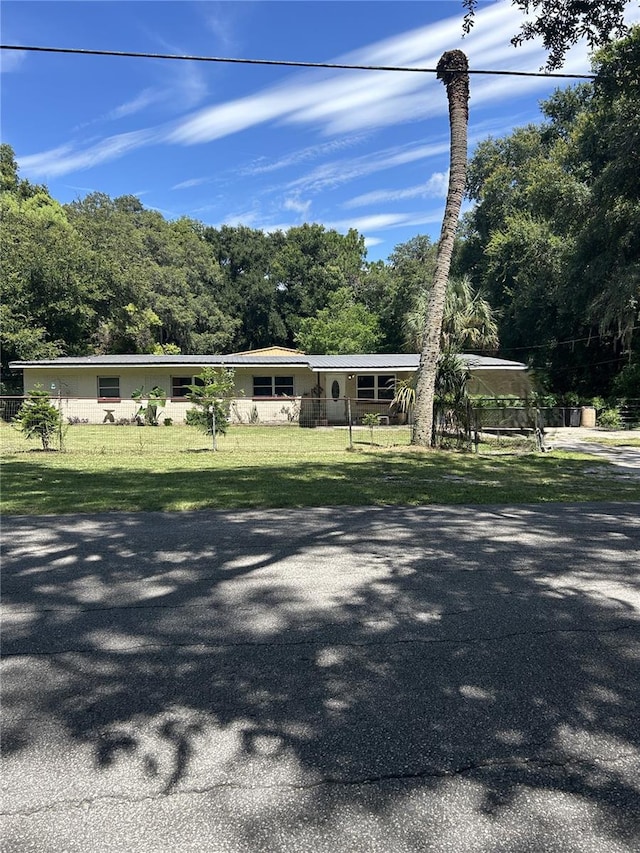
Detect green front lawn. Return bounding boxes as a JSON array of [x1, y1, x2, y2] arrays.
[[591, 437, 640, 448], [1, 423, 637, 514]]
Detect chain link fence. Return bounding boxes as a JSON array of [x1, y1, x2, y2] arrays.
[[2, 395, 636, 456], [0, 396, 412, 455]]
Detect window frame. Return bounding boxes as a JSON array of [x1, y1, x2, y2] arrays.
[[252, 375, 295, 398], [97, 376, 121, 401], [356, 374, 396, 401], [171, 376, 194, 399]]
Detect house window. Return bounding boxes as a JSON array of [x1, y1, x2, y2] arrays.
[[98, 377, 120, 399], [356, 374, 395, 400], [172, 377, 192, 398], [171, 376, 206, 398], [252, 376, 294, 397]]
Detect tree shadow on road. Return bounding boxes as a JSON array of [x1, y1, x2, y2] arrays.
[[2, 500, 640, 850]]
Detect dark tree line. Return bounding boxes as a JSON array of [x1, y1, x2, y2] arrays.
[[455, 27, 639, 400]]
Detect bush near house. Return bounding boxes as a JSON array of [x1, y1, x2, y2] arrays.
[[13, 387, 62, 451]]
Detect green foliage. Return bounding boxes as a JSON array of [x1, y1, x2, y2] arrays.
[[295, 287, 382, 354], [14, 387, 62, 450], [361, 412, 381, 446], [598, 407, 623, 429], [205, 223, 367, 351], [404, 274, 499, 353], [153, 343, 182, 355], [433, 353, 471, 446], [461, 28, 639, 398], [132, 386, 167, 426], [462, 0, 629, 70], [612, 363, 640, 399], [0, 187, 97, 380], [185, 367, 236, 437], [390, 377, 416, 415]]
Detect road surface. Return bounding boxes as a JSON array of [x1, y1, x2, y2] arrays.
[[2, 503, 639, 852]]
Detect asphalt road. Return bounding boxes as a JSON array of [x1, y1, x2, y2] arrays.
[[2, 503, 640, 852]]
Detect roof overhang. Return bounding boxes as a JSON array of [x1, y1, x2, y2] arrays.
[[10, 353, 527, 372]]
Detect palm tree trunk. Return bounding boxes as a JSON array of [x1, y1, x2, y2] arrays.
[[412, 50, 470, 446]]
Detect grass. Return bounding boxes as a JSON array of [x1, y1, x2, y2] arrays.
[[2, 423, 638, 515], [0, 422, 411, 455], [591, 437, 640, 448]]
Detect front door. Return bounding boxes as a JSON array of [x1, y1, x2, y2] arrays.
[[325, 373, 346, 424]]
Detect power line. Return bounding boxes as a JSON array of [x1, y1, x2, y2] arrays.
[[0, 44, 596, 79], [493, 325, 640, 353]]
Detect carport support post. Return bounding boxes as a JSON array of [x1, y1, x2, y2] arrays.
[[347, 398, 353, 450]]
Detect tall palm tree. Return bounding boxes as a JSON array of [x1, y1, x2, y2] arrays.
[[412, 50, 470, 447]]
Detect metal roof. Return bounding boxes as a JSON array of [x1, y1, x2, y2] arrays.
[[9, 354, 310, 368], [308, 354, 526, 371], [10, 353, 526, 371], [307, 354, 419, 371]]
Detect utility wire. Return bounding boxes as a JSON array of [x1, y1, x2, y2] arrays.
[[493, 325, 640, 353], [0, 44, 596, 79]]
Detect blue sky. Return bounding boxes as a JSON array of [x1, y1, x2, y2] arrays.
[[2, 1, 638, 261]]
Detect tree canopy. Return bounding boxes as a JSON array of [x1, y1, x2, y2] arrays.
[[459, 27, 639, 397], [462, 0, 630, 69], [1, 29, 637, 401]]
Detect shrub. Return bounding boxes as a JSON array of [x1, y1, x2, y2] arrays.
[[613, 363, 640, 399], [598, 407, 623, 429], [14, 387, 62, 450]]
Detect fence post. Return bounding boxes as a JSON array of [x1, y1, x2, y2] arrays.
[[347, 398, 353, 450], [210, 406, 217, 451], [57, 387, 64, 452]]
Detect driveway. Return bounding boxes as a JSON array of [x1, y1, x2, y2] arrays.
[[544, 428, 640, 477], [2, 503, 640, 852]]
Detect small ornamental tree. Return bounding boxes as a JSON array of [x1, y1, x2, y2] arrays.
[[14, 387, 62, 450], [185, 367, 236, 437], [361, 411, 381, 446]]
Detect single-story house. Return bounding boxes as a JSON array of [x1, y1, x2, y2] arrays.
[[9, 347, 530, 425]]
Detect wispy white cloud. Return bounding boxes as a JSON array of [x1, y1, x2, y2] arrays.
[[19, 129, 160, 178], [286, 140, 450, 194], [282, 194, 312, 218], [325, 210, 444, 234], [73, 67, 207, 134], [107, 88, 161, 120], [166, 0, 593, 145], [16, 0, 598, 180], [364, 236, 384, 249], [63, 183, 99, 194], [204, 5, 240, 53], [242, 135, 368, 176], [216, 208, 262, 229], [0, 46, 26, 74], [146, 203, 180, 218], [344, 170, 449, 208], [172, 176, 212, 190], [175, 61, 208, 110]]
